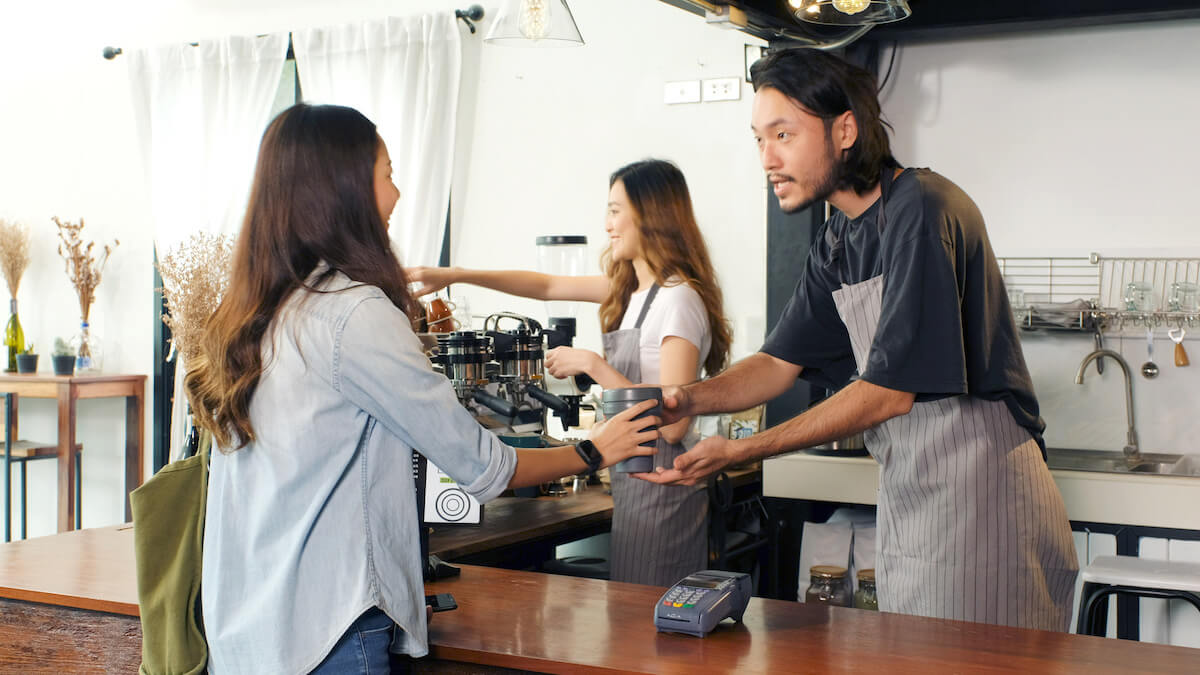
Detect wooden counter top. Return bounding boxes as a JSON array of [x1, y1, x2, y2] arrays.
[[0, 525, 138, 616], [430, 490, 613, 562], [426, 565, 1200, 674], [2, 525, 1199, 672]]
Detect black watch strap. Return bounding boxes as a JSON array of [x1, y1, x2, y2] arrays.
[[574, 439, 603, 473]]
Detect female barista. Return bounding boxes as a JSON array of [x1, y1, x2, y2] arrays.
[[409, 159, 732, 586], [188, 103, 658, 674]]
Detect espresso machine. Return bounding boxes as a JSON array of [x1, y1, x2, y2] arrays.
[[432, 312, 578, 436]]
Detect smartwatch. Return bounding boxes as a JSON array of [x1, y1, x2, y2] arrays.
[[574, 439, 603, 473]]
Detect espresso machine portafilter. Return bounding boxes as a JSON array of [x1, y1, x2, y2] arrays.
[[484, 313, 572, 432]]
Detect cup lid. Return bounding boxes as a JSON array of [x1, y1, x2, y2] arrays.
[[601, 387, 663, 404]]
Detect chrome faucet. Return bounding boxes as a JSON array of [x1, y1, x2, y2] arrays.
[[1074, 349, 1140, 464]]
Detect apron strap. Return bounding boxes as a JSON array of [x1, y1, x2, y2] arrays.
[[632, 283, 660, 329]]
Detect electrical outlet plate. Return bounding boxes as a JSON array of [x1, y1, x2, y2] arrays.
[[702, 77, 741, 102], [664, 80, 701, 105]]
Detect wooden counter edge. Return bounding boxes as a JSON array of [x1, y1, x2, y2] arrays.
[[0, 583, 139, 617]]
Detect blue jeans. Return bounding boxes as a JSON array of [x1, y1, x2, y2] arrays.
[[310, 607, 396, 674]]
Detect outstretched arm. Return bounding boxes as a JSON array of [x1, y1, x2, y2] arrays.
[[508, 399, 660, 487], [408, 266, 609, 304], [661, 351, 802, 424]]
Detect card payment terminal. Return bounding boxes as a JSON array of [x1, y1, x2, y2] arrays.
[[654, 570, 752, 637]]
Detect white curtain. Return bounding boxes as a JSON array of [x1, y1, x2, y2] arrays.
[[293, 14, 461, 268], [128, 33, 289, 461]]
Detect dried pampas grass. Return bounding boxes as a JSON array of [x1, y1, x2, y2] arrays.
[[0, 219, 31, 300], [156, 232, 234, 365], [54, 216, 119, 322]]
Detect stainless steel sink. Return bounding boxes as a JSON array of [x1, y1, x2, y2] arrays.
[[1045, 448, 1199, 477]]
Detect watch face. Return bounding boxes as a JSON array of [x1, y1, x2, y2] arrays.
[[579, 441, 602, 469]]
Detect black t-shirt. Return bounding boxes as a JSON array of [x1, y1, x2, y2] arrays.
[[762, 168, 1045, 452]]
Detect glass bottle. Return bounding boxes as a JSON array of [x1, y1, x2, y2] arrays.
[[805, 565, 852, 607], [854, 568, 878, 611], [70, 320, 103, 373], [4, 299, 24, 373]]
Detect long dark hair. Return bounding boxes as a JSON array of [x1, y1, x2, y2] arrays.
[[750, 48, 899, 194], [598, 159, 732, 376], [187, 103, 416, 450]]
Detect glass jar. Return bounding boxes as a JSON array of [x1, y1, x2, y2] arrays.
[[854, 568, 878, 611], [70, 320, 103, 373], [1169, 281, 1200, 312], [805, 565, 851, 607], [1124, 281, 1155, 312]]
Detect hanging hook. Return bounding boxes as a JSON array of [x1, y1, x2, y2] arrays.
[[456, 5, 485, 34]]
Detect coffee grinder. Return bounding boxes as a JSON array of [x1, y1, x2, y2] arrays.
[[535, 235, 594, 431]]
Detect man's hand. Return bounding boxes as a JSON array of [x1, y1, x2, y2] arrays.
[[632, 435, 738, 486], [545, 346, 599, 379], [659, 384, 693, 426]]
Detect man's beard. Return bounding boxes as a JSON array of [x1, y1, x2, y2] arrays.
[[780, 135, 845, 215]]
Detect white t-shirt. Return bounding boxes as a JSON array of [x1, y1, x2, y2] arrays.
[[619, 280, 711, 384]]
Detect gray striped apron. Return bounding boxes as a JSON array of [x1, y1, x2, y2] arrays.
[[828, 170, 1078, 630], [604, 284, 709, 586]]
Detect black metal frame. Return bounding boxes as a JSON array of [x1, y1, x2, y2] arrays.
[[1071, 520, 1200, 641], [3, 393, 82, 542]]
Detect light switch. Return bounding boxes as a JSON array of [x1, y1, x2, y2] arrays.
[[664, 80, 701, 105]]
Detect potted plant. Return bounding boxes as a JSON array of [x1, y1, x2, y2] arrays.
[[15, 343, 37, 374], [52, 338, 75, 377]]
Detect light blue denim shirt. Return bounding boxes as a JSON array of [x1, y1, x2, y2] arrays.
[[202, 270, 516, 674]]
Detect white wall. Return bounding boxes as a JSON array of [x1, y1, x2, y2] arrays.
[[448, 2, 768, 361], [880, 21, 1200, 455], [0, 1, 766, 537]]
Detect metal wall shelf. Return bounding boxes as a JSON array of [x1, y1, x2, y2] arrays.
[[998, 254, 1200, 335]]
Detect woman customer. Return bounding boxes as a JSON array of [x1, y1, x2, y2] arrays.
[[187, 103, 657, 674], [410, 159, 732, 586]]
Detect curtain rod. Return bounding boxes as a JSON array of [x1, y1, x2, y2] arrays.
[[102, 5, 486, 60]]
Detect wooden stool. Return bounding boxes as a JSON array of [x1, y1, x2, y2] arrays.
[[1076, 555, 1200, 637], [3, 393, 83, 542]]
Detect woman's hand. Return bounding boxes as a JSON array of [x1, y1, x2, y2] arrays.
[[545, 346, 600, 379], [408, 266, 458, 297], [589, 399, 660, 468]]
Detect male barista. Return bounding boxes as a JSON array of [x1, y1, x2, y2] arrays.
[[637, 48, 1078, 631]]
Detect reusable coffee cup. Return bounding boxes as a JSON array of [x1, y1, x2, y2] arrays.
[[601, 387, 661, 473]]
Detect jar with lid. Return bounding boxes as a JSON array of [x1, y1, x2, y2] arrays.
[[805, 565, 851, 607], [853, 568, 878, 611]]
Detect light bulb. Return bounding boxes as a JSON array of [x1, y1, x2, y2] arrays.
[[519, 0, 550, 40], [832, 0, 870, 15]]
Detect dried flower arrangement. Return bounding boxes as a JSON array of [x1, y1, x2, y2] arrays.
[[156, 231, 234, 365], [53, 216, 119, 322], [0, 219, 31, 300]]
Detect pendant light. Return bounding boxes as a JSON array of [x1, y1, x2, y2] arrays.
[[484, 0, 585, 47], [789, 0, 912, 26]]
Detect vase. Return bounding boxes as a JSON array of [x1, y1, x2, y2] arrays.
[[70, 321, 103, 373], [4, 299, 24, 373]]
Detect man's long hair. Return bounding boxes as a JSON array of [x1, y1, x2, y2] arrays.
[[598, 159, 732, 376], [750, 48, 899, 194], [186, 103, 416, 450]]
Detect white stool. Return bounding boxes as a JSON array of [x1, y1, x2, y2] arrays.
[[1076, 555, 1200, 637]]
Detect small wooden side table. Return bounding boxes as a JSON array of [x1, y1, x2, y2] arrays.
[[0, 373, 146, 532]]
